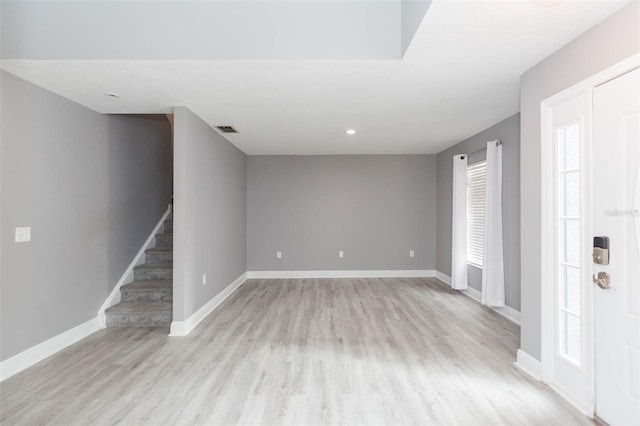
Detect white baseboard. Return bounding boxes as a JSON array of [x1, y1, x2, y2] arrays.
[[491, 304, 521, 325], [246, 270, 436, 279], [170, 272, 247, 337], [97, 206, 172, 327], [462, 285, 483, 302], [515, 349, 542, 381], [433, 270, 521, 325], [462, 286, 521, 325], [435, 270, 451, 285], [0, 317, 101, 382], [548, 382, 592, 416]]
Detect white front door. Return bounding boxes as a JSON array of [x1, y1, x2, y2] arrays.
[[593, 68, 640, 425]]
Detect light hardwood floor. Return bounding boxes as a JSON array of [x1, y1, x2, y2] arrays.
[[1, 278, 591, 425]]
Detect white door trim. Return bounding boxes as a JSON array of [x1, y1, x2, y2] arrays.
[[542, 91, 593, 415], [540, 53, 640, 417]]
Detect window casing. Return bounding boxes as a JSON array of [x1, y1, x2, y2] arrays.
[[467, 161, 487, 268]]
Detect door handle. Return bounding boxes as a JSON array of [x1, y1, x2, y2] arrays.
[[593, 271, 612, 290]]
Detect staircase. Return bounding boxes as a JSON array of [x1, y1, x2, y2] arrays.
[[105, 213, 173, 327]]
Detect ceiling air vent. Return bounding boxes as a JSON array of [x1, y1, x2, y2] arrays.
[[216, 125, 238, 134]]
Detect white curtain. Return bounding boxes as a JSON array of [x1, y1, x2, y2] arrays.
[[451, 154, 468, 290], [482, 141, 505, 307]]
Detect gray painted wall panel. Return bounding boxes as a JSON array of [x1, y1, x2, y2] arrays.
[[0, 71, 172, 361], [247, 155, 437, 271], [519, 2, 639, 360], [436, 114, 520, 310], [172, 107, 247, 321]]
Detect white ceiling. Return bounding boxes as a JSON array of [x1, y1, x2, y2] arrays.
[[0, 0, 629, 155]]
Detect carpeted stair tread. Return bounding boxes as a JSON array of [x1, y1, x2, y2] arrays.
[[121, 281, 172, 302], [154, 233, 173, 247], [122, 280, 172, 290], [144, 247, 173, 264], [106, 301, 172, 314], [133, 262, 173, 281], [146, 246, 173, 252], [134, 262, 173, 270], [105, 301, 172, 327]]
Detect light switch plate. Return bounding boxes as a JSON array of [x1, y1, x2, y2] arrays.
[[339, 250, 344, 258], [15, 227, 31, 243], [409, 250, 415, 258], [276, 251, 282, 259]]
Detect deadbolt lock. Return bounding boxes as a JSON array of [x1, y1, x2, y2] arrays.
[[593, 236, 610, 265]]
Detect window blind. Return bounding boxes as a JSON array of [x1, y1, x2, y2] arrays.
[[467, 161, 487, 268]]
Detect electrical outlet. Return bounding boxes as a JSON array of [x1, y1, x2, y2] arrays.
[[409, 250, 415, 258], [202, 274, 207, 286], [339, 250, 344, 258], [276, 251, 282, 259], [15, 227, 31, 243]]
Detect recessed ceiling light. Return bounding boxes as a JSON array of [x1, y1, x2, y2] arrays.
[[345, 129, 357, 135], [104, 93, 120, 98]]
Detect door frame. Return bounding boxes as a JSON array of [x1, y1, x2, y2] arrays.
[[540, 53, 640, 417]]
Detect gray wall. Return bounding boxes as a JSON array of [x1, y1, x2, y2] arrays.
[[172, 107, 247, 322], [247, 155, 437, 271], [436, 113, 520, 310], [0, 71, 172, 361], [519, 2, 640, 360]]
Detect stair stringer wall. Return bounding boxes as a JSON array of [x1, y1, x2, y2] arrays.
[[172, 107, 247, 326]]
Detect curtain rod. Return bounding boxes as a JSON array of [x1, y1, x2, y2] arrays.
[[459, 140, 502, 159]]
